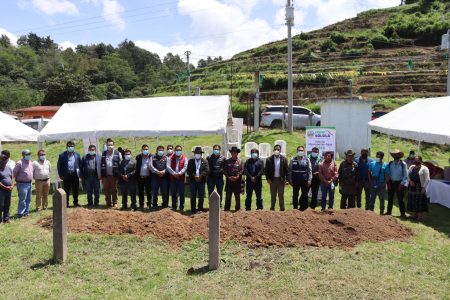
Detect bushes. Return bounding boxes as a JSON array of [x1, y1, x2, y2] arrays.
[[320, 38, 337, 52], [330, 32, 347, 44]]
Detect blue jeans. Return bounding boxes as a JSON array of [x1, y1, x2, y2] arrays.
[[369, 183, 386, 212], [245, 179, 263, 210], [151, 176, 168, 208], [190, 180, 206, 212], [17, 182, 32, 217], [0, 189, 12, 222], [84, 176, 100, 206], [119, 180, 137, 209], [320, 182, 335, 210], [171, 179, 185, 210], [207, 176, 224, 207]]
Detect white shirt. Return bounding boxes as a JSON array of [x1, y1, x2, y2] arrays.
[[140, 156, 150, 176], [6, 159, 15, 172], [32, 160, 52, 180], [274, 156, 281, 178], [195, 159, 201, 176]]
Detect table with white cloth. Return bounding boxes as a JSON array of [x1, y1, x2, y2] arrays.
[[426, 179, 450, 209]]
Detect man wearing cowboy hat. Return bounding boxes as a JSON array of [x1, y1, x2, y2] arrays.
[[187, 147, 210, 213], [223, 146, 243, 211], [338, 150, 360, 209], [386, 149, 408, 217]]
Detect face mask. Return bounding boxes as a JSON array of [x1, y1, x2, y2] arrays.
[[107, 145, 114, 151], [194, 154, 201, 160], [124, 155, 131, 161], [175, 150, 182, 156], [89, 151, 96, 156], [298, 151, 304, 157], [142, 149, 149, 155], [311, 152, 318, 158], [39, 155, 46, 161], [213, 149, 220, 155], [251, 153, 258, 159], [274, 150, 280, 156], [67, 147, 74, 153], [375, 157, 381, 163], [157, 150, 164, 157], [167, 149, 174, 155], [361, 153, 368, 159], [24, 155, 31, 161]]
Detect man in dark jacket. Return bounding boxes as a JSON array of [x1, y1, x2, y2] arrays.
[[206, 144, 225, 207], [265, 144, 288, 211], [338, 149, 360, 209], [57, 141, 82, 207], [223, 146, 243, 211], [309, 147, 321, 210], [150, 145, 169, 209], [135, 144, 152, 209], [244, 148, 264, 210], [80, 144, 100, 207], [100, 138, 122, 208], [187, 147, 209, 213], [289, 146, 312, 211], [119, 149, 137, 210]]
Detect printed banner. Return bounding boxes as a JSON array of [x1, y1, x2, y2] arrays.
[[305, 126, 336, 158]]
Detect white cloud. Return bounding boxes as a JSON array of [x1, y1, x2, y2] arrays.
[[25, 0, 79, 15], [58, 40, 77, 50], [82, 0, 126, 31], [0, 28, 18, 45]]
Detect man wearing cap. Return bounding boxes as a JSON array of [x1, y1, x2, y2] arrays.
[[405, 150, 416, 168], [135, 144, 152, 209], [80, 145, 101, 207], [355, 149, 372, 209], [57, 141, 82, 207], [167, 145, 188, 211], [338, 150, 360, 209], [32, 149, 52, 211], [150, 145, 169, 209], [368, 151, 388, 214], [386, 149, 408, 217], [244, 148, 264, 210], [223, 146, 243, 211], [187, 147, 209, 213], [265, 144, 289, 211], [308, 147, 321, 209], [0, 151, 14, 223], [206, 144, 225, 207], [13, 150, 34, 217], [288, 146, 312, 211]]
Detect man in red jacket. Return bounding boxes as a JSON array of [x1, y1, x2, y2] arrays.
[[167, 145, 188, 211]]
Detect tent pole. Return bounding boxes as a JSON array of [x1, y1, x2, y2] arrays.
[[183, 136, 186, 153], [418, 141, 421, 155], [387, 135, 391, 162]]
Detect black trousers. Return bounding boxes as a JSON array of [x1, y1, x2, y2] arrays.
[[310, 177, 320, 209], [292, 180, 310, 211], [137, 176, 152, 208], [63, 173, 79, 206], [387, 180, 405, 215], [225, 181, 241, 211], [340, 194, 356, 209]]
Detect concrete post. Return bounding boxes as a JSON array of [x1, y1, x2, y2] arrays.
[[208, 191, 220, 270], [53, 188, 67, 263]]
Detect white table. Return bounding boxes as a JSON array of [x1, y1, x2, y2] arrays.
[[426, 180, 450, 209]]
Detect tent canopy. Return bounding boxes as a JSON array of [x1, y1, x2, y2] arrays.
[[39, 96, 231, 141], [369, 96, 450, 145], [0, 111, 39, 142]]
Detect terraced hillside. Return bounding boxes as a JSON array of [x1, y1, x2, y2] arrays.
[[154, 1, 450, 110]]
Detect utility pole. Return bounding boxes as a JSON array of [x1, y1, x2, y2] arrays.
[[348, 79, 353, 99], [286, 0, 294, 133], [447, 30, 450, 96], [254, 69, 260, 132], [185, 51, 191, 96]]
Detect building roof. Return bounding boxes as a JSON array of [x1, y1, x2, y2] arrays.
[[12, 106, 61, 112]]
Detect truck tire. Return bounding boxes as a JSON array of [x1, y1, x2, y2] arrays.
[[270, 119, 282, 129]]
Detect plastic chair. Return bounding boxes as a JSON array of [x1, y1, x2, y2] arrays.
[[203, 146, 213, 158], [258, 142, 271, 165], [245, 142, 258, 159], [274, 140, 287, 156], [227, 129, 240, 149]]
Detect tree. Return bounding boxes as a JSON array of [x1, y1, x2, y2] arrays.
[[0, 35, 11, 48], [42, 73, 94, 105], [98, 53, 137, 90]]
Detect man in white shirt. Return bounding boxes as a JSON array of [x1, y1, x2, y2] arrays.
[[32, 149, 52, 210]]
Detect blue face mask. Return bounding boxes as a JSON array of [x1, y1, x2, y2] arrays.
[[67, 147, 74, 153], [157, 150, 164, 157], [142, 149, 149, 155], [24, 155, 31, 161], [311, 152, 319, 158], [124, 155, 131, 161], [175, 150, 182, 156], [251, 153, 258, 159], [89, 151, 96, 156], [213, 149, 220, 155], [39, 155, 46, 161]]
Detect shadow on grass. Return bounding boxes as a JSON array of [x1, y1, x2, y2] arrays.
[[186, 265, 213, 276], [421, 204, 450, 237], [30, 259, 57, 270]]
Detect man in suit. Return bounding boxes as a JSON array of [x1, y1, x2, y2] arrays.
[[135, 144, 152, 209], [265, 144, 289, 211], [244, 148, 264, 210], [57, 141, 82, 207], [187, 147, 209, 213]]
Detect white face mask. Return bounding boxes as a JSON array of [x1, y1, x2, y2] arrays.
[[124, 155, 131, 161], [298, 151, 304, 157], [194, 154, 201, 160], [274, 150, 280, 156], [375, 157, 381, 163], [167, 149, 174, 155]]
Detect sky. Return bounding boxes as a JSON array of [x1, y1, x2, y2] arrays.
[[0, 0, 399, 64]]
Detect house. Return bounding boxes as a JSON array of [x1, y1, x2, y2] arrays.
[[12, 106, 60, 119]]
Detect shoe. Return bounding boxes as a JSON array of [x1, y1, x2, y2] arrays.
[[4, 220, 10, 224], [74, 203, 81, 207], [36, 207, 42, 212], [400, 213, 406, 218]]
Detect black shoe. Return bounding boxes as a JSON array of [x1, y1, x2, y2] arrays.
[[73, 203, 80, 207]]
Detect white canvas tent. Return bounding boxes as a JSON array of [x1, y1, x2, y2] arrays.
[[0, 111, 39, 142], [39, 96, 232, 143], [369, 97, 450, 145]]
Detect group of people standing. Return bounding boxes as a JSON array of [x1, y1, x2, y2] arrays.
[[0, 139, 430, 223]]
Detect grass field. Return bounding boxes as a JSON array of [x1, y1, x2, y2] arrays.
[[0, 129, 449, 299]]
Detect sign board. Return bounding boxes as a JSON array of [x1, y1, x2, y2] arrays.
[[305, 126, 336, 158]]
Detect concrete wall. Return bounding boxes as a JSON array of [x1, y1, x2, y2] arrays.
[[320, 99, 374, 157]]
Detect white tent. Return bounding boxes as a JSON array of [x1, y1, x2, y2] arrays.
[[369, 96, 450, 145], [0, 111, 39, 142], [39, 96, 232, 142]]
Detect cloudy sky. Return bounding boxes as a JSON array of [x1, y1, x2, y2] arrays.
[[1, 0, 398, 62]]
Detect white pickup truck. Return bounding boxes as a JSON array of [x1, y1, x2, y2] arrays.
[[260, 105, 321, 129]]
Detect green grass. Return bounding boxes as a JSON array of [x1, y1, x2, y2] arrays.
[[1, 129, 449, 299]]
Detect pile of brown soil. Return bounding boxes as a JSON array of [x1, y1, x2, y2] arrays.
[[38, 208, 414, 249]]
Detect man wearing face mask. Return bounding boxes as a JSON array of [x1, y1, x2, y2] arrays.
[[187, 147, 209, 213], [80, 145, 101, 207], [308, 147, 321, 209], [149, 146, 169, 209], [289, 146, 312, 211], [135, 144, 152, 210], [166, 145, 174, 158], [368, 151, 388, 214], [206, 145, 225, 207], [166, 145, 174, 198], [32, 149, 52, 211], [0, 151, 14, 223], [167, 145, 188, 211], [223, 146, 243, 211], [338, 150, 360, 209], [244, 148, 264, 210], [405, 150, 416, 168], [386, 149, 408, 217], [265, 144, 289, 211], [355, 149, 372, 209], [14, 149, 34, 217], [318, 152, 338, 211], [119, 149, 137, 210], [57, 141, 82, 207], [100, 138, 122, 208]]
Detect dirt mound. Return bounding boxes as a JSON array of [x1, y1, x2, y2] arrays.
[[38, 208, 414, 249]]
